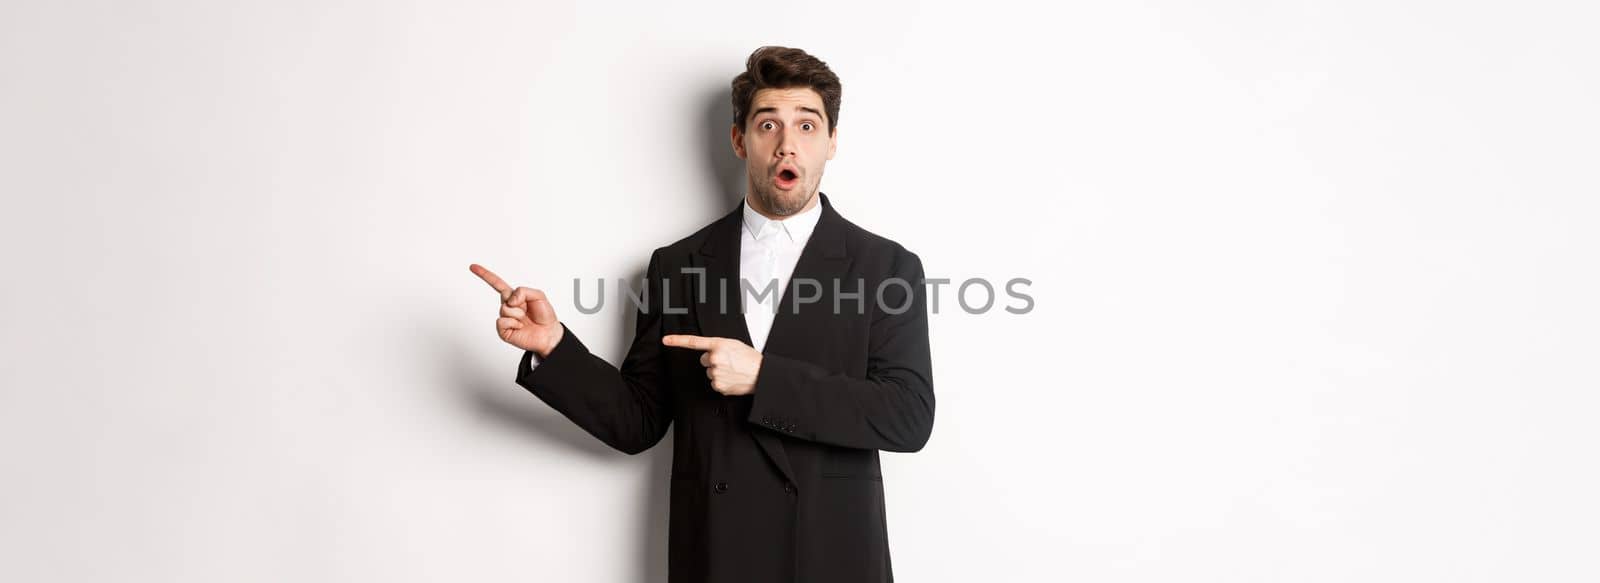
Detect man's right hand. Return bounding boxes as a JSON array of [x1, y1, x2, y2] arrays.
[[470, 263, 564, 357]]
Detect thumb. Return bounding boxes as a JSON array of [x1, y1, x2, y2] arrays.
[[528, 297, 559, 325]]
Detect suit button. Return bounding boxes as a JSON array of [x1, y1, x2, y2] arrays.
[[715, 405, 726, 417], [714, 482, 729, 494], [783, 483, 795, 493]]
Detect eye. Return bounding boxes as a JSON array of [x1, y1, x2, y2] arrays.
[[761, 121, 776, 131], [801, 122, 814, 131]]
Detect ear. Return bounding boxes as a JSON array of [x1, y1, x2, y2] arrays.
[[730, 123, 747, 159], [826, 126, 838, 161]]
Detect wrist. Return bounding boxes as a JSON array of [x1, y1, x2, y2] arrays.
[[536, 324, 564, 359]]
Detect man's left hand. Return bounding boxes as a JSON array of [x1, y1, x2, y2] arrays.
[[662, 334, 763, 396]]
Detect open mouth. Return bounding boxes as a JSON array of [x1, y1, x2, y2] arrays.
[[774, 167, 799, 190]]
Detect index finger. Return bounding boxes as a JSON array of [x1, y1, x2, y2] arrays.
[[469, 263, 512, 295], [661, 334, 719, 351]]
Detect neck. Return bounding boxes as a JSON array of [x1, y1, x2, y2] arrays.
[[744, 191, 819, 221]]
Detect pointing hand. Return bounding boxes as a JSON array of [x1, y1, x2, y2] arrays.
[[470, 263, 564, 357], [662, 334, 763, 396]]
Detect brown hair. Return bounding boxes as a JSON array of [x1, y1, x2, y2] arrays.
[[730, 46, 842, 134]]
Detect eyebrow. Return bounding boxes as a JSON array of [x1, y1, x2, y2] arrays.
[[752, 106, 825, 120]]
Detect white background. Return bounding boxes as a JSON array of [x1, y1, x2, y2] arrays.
[[3, 1, 1597, 581]]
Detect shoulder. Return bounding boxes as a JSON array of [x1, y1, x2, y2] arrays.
[[648, 210, 735, 263], [844, 216, 918, 259], [831, 210, 925, 281]]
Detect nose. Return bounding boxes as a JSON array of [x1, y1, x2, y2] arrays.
[[775, 127, 798, 158]]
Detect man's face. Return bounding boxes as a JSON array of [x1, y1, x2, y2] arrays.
[[731, 87, 837, 217]]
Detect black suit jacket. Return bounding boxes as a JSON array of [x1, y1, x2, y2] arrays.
[[515, 192, 935, 583]]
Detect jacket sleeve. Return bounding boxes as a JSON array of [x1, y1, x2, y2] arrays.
[[746, 247, 935, 453], [514, 249, 673, 455]]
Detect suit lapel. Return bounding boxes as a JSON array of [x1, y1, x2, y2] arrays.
[[689, 205, 753, 347], [689, 192, 853, 490], [762, 194, 852, 358]]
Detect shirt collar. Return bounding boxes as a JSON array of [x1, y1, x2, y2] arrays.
[[741, 194, 823, 245]]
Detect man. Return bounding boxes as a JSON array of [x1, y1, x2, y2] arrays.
[[469, 46, 934, 583]]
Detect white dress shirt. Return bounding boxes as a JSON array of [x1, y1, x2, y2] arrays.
[[738, 196, 822, 352], [528, 195, 822, 367]]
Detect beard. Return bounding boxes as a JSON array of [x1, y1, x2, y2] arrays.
[[750, 174, 816, 217]]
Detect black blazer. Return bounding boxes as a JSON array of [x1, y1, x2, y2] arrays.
[[515, 192, 935, 583]]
